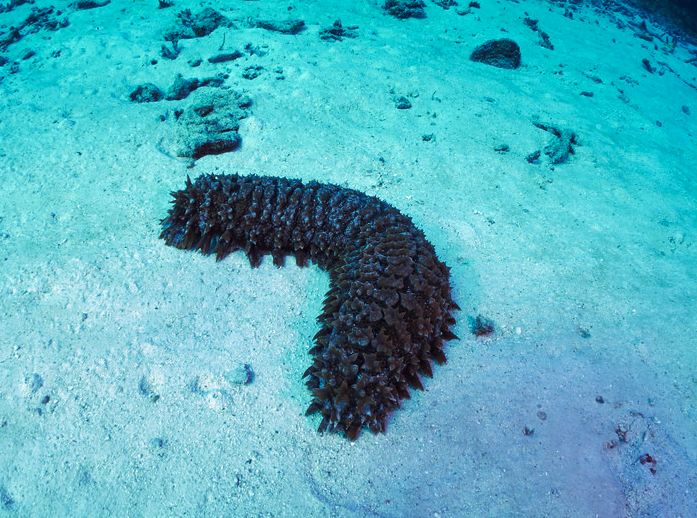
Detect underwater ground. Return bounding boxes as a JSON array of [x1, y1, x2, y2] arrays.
[[1, 0, 696, 516]]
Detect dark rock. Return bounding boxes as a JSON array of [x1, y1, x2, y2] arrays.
[[187, 133, 241, 159], [27, 373, 44, 392], [394, 96, 412, 109], [0, 485, 14, 511], [252, 18, 305, 34], [384, 0, 426, 19], [164, 8, 231, 41], [0, 0, 32, 14], [71, 0, 110, 9], [468, 314, 495, 336], [242, 65, 264, 80], [319, 19, 358, 41], [539, 31, 553, 50], [165, 73, 226, 101], [526, 150, 541, 163], [129, 83, 164, 103], [470, 38, 521, 69], [208, 50, 243, 63], [225, 364, 255, 385], [160, 41, 180, 60], [244, 42, 268, 56], [163, 25, 196, 42], [533, 121, 578, 164], [0, 28, 21, 52]]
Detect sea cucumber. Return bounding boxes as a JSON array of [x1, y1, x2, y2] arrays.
[[160, 173, 459, 439]]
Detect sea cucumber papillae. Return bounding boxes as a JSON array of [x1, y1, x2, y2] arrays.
[[160, 174, 459, 439]]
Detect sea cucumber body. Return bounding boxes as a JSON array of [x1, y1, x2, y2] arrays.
[[160, 173, 458, 439]]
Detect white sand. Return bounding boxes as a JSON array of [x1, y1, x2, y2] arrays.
[[1, 0, 695, 516]]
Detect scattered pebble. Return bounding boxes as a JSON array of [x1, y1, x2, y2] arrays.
[[27, 373, 43, 392], [242, 66, 264, 80], [224, 363, 255, 386], [467, 314, 495, 336]]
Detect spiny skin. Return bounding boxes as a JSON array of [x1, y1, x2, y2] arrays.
[[160, 173, 459, 440]]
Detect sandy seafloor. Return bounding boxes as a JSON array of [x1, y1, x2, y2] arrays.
[[1, 0, 696, 516]]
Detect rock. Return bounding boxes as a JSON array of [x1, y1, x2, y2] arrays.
[[71, 0, 110, 9], [394, 96, 412, 109], [168, 91, 252, 160], [242, 66, 264, 80], [129, 83, 164, 103], [164, 8, 232, 41], [533, 121, 578, 164], [251, 19, 305, 34], [165, 73, 226, 101], [383, 0, 426, 19], [208, 51, 243, 63], [224, 364, 254, 385], [470, 38, 521, 69], [319, 20, 358, 41]]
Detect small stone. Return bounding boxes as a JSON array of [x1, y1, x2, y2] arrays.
[[467, 314, 495, 336], [224, 364, 254, 385], [27, 373, 43, 392], [394, 96, 412, 109]]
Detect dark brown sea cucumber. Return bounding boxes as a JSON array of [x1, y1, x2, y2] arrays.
[[160, 173, 459, 440]]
